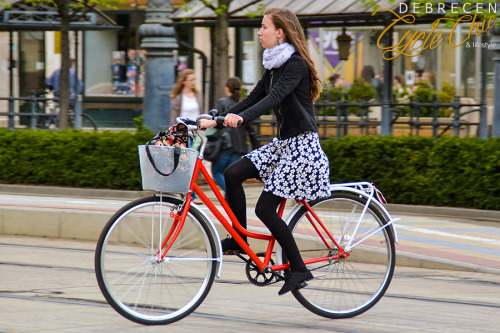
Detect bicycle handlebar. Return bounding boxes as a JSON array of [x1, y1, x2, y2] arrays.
[[176, 113, 241, 132], [174, 114, 241, 160]]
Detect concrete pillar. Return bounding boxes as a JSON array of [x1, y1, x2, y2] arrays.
[[490, 27, 500, 137], [381, 25, 393, 136], [138, 0, 178, 131], [478, 33, 488, 139]]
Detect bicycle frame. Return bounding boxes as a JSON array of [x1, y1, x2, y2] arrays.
[[158, 153, 349, 276]]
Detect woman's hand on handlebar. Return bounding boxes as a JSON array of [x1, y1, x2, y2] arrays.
[[198, 119, 216, 130], [225, 114, 243, 128]]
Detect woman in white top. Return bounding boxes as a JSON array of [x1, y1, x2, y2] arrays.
[[170, 69, 203, 126], [170, 69, 204, 203]]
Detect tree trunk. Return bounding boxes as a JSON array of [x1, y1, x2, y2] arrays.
[[213, 0, 230, 103], [57, 0, 71, 129]]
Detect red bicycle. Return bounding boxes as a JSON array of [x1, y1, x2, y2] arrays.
[[95, 114, 398, 325]]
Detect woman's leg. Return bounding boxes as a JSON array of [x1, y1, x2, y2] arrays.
[[223, 157, 259, 241], [255, 191, 313, 295], [255, 191, 307, 272]]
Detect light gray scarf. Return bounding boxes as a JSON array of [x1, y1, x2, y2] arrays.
[[262, 42, 296, 70]]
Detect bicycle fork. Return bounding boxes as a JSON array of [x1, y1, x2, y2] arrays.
[[154, 194, 193, 262]]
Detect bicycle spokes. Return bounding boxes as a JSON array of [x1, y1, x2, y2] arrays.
[[301, 200, 346, 255]]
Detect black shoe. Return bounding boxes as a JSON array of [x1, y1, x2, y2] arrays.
[[278, 270, 314, 296], [221, 236, 244, 254]]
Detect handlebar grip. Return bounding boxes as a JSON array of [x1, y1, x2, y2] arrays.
[[214, 116, 242, 127], [215, 116, 225, 126]]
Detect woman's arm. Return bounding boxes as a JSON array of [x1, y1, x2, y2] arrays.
[[239, 57, 306, 123]]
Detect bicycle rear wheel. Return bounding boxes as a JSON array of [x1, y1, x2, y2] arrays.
[[95, 195, 218, 325], [286, 192, 396, 319]]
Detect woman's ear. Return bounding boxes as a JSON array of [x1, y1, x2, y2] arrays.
[[277, 28, 284, 40]]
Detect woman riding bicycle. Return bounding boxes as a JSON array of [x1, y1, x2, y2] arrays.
[[199, 7, 330, 296]]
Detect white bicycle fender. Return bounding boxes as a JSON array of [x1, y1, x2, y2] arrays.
[[275, 187, 399, 266]]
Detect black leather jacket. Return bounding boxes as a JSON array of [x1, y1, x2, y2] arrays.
[[223, 52, 317, 140]]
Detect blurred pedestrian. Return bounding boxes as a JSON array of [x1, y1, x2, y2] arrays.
[[361, 65, 382, 100], [210, 77, 259, 192], [170, 69, 203, 203], [45, 58, 83, 106], [170, 69, 203, 125]]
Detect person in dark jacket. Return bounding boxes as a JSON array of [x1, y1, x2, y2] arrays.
[[211, 77, 259, 192], [199, 7, 330, 296], [361, 65, 383, 101]]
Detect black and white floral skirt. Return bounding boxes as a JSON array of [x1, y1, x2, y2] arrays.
[[245, 131, 331, 200]]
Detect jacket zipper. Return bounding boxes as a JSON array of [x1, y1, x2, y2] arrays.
[[270, 70, 282, 140]]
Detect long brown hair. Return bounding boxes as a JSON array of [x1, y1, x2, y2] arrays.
[[265, 7, 321, 101], [170, 69, 199, 98]]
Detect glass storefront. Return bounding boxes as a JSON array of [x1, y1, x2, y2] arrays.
[[19, 31, 45, 96], [84, 10, 145, 97]]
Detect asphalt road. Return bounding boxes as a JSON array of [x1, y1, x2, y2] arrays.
[[1, 235, 499, 333]]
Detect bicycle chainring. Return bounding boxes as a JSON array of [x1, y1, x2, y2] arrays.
[[245, 253, 276, 287]]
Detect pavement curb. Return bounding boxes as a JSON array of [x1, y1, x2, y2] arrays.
[[0, 184, 151, 200], [1, 183, 499, 221], [385, 203, 500, 222]]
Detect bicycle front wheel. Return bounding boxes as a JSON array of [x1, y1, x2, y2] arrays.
[[95, 196, 218, 325], [287, 192, 396, 319]]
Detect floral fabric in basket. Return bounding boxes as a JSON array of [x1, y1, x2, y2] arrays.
[[154, 123, 189, 148]]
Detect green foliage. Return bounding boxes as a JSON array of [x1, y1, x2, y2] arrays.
[[346, 79, 376, 105], [245, 3, 266, 18], [318, 79, 375, 116], [318, 86, 344, 102], [317, 85, 344, 116], [0, 129, 152, 190], [409, 81, 456, 117], [133, 115, 148, 132], [1, 130, 499, 210], [321, 135, 500, 210], [436, 81, 457, 117]]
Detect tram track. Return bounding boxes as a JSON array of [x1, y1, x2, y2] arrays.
[[1, 239, 499, 333], [1, 256, 499, 311], [1, 285, 499, 332]]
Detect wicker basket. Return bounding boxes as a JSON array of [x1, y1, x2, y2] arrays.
[[138, 145, 199, 193]]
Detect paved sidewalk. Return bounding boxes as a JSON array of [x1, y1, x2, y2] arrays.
[[0, 183, 499, 274]]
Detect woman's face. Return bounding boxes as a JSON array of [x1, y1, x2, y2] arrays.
[[183, 74, 196, 90], [258, 15, 280, 49]]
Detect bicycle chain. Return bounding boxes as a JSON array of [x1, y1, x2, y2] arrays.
[[241, 248, 343, 286], [245, 252, 278, 286]]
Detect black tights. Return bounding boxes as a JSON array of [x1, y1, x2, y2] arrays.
[[224, 157, 308, 272]]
